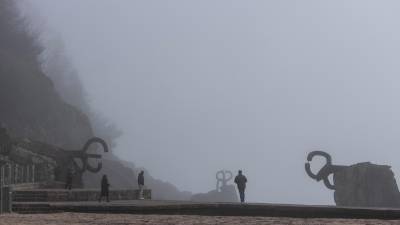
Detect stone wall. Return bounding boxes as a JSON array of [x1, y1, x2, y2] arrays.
[[13, 189, 152, 202]]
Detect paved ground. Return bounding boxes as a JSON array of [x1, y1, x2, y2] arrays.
[[1, 213, 400, 225], [14, 200, 400, 219]]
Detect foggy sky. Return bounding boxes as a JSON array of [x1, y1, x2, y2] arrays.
[[24, 0, 400, 204]]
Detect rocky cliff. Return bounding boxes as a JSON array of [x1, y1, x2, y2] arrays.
[[0, 0, 93, 149], [0, 0, 190, 200]]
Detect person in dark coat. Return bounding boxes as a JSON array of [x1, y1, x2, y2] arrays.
[[138, 171, 144, 199], [234, 170, 247, 203], [65, 169, 73, 190], [0, 125, 12, 155], [99, 174, 110, 202]]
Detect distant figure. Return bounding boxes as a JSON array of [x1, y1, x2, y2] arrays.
[[0, 126, 9, 142], [234, 170, 247, 203], [99, 174, 110, 202], [65, 169, 73, 190], [0, 125, 11, 155], [138, 171, 145, 200]]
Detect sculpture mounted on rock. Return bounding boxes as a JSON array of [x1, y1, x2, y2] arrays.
[[0, 126, 108, 188], [17, 137, 108, 187], [191, 169, 238, 202], [305, 151, 400, 208], [216, 170, 233, 192]]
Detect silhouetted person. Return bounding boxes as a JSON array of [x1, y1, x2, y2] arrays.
[[65, 169, 73, 190], [234, 170, 247, 203], [138, 171, 144, 199], [99, 174, 110, 202], [0, 125, 11, 155]]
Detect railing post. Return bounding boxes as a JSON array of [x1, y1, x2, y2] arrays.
[[25, 165, 29, 183], [8, 164, 11, 186], [12, 163, 15, 185], [1, 166, 4, 187], [0, 166, 3, 214], [22, 165, 25, 183], [32, 165, 35, 183], [7, 186, 12, 213], [14, 164, 17, 184]]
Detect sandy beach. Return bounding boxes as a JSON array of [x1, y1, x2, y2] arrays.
[[0, 213, 399, 225]]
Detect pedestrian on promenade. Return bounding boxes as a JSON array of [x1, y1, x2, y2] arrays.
[[234, 170, 247, 203], [65, 169, 73, 190], [99, 174, 110, 202], [0, 124, 11, 155], [138, 171, 145, 200]]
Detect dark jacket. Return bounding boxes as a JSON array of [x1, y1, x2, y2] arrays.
[[138, 173, 144, 185], [66, 171, 73, 182], [234, 174, 247, 190], [101, 177, 110, 192], [0, 128, 11, 154]]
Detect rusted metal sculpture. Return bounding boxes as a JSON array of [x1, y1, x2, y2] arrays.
[[7, 137, 109, 175], [216, 170, 233, 192], [305, 151, 347, 190], [305, 151, 400, 207], [64, 137, 108, 173], [191, 170, 238, 202], [0, 135, 109, 188]]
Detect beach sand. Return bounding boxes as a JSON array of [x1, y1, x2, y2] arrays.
[[0, 213, 399, 225]]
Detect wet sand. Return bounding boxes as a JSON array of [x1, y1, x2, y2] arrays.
[[0, 213, 400, 225]]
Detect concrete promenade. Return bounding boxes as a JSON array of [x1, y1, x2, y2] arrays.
[[4, 212, 400, 225], [12, 200, 400, 220]]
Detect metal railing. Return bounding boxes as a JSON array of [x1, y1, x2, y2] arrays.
[[1, 164, 36, 186], [0, 162, 37, 213]]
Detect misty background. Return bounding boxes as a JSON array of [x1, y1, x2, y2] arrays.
[[18, 0, 400, 204]]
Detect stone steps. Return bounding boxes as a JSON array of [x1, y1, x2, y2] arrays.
[[11, 189, 152, 213], [12, 203, 56, 214], [13, 191, 67, 202], [12, 189, 151, 202]]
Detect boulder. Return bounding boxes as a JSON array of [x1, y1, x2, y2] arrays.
[[334, 162, 400, 208], [191, 185, 238, 203]]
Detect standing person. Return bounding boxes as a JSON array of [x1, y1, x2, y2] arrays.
[[137, 171, 145, 200], [234, 170, 247, 203], [0, 125, 11, 155], [65, 169, 73, 190], [99, 174, 110, 202]]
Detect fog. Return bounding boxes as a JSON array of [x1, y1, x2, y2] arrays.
[[23, 0, 400, 204]]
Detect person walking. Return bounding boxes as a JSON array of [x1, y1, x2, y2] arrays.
[[234, 170, 247, 203], [99, 174, 110, 202], [138, 171, 145, 200]]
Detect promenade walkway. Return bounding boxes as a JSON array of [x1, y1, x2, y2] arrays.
[[12, 200, 400, 220], [2, 212, 400, 225]]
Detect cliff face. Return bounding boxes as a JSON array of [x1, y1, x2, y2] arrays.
[[0, 0, 191, 200], [0, 0, 93, 149]]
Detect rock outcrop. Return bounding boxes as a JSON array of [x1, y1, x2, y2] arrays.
[[334, 162, 400, 208], [191, 170, 239, 203], [191, 185, 238, 203], [306, 151, 400, 208]]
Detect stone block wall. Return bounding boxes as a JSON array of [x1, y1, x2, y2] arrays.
[[12, 189, 152, 202]]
